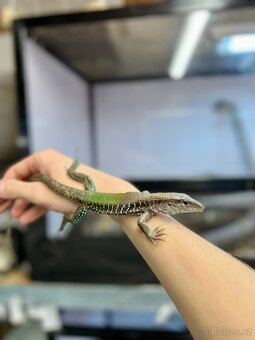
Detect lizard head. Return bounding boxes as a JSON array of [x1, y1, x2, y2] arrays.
[[153, 193, 205, 215]]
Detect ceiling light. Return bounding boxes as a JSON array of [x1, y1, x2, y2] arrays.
[[168, 10, 210, 80], [217, 34, 255, 55]]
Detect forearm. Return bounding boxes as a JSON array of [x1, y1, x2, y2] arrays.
[[76, 161, 255, 338], [116, 213, 255, 339], [1, 150, 254, 339]]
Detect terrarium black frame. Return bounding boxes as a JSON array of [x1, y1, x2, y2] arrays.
[[12, 0, 255, 192], [11, 1, 255, 338]]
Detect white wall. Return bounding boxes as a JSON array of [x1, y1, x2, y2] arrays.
[[21, 40, 255, 234], [22, 39, 92, 237], [22, 40, 255, 182], [94, 76, 255, 179], [23, 38, 92, 164]]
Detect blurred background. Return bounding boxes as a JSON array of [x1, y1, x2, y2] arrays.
[[0, 0, 255, 339]]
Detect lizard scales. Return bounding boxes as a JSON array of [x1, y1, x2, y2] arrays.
[[30, 173, 202, 216], [29, 162, 204, 243]]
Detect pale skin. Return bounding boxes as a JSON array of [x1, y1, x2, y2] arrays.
[[0, 149, 254, 339]]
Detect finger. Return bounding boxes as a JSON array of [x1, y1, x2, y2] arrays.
[[0, 179, 46, 207], [0, 178, 77, 214], [0, 179, 33, 200], [0, 181, 8, 205], [11, 199, 30, 218], [19, 206, 47, 225], [2, 153, 40, 181], [0, 200, 12, 213]]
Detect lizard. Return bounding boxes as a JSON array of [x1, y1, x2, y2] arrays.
[[29, 160, 205, 243]]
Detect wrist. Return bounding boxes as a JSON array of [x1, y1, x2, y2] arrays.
[[77, 164, 138, 193]]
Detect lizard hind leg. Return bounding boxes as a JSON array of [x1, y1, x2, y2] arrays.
[[59, 205, 88, 231], [67, 160, 96, 192]]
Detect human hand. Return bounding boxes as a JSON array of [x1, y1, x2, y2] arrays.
[[0, 149, 137, 225]]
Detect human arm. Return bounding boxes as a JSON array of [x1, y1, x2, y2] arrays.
[[0, 149, 254, 339]]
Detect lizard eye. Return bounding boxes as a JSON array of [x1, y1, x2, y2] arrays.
[[184, 201, 188, 205]]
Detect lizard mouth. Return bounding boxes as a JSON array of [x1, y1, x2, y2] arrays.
[[193, 199, 205, 212]]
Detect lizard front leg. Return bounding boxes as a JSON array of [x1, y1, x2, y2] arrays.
[[137, 211, 165, 244]]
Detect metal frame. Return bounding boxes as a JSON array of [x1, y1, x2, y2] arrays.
[[10, 5, 255, 338], [13, 0, 255, 82], [133, 178, 255, 193], [53, 327, 193, 339], [12, 0, 255, 191]]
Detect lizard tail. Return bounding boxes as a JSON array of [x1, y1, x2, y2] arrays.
[[29, 173, 84, 203]]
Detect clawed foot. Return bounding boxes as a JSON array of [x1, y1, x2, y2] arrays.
[[148, 226, 166, 244]]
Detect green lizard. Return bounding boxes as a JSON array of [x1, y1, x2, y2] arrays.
[[29, 160, 204, 243]]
